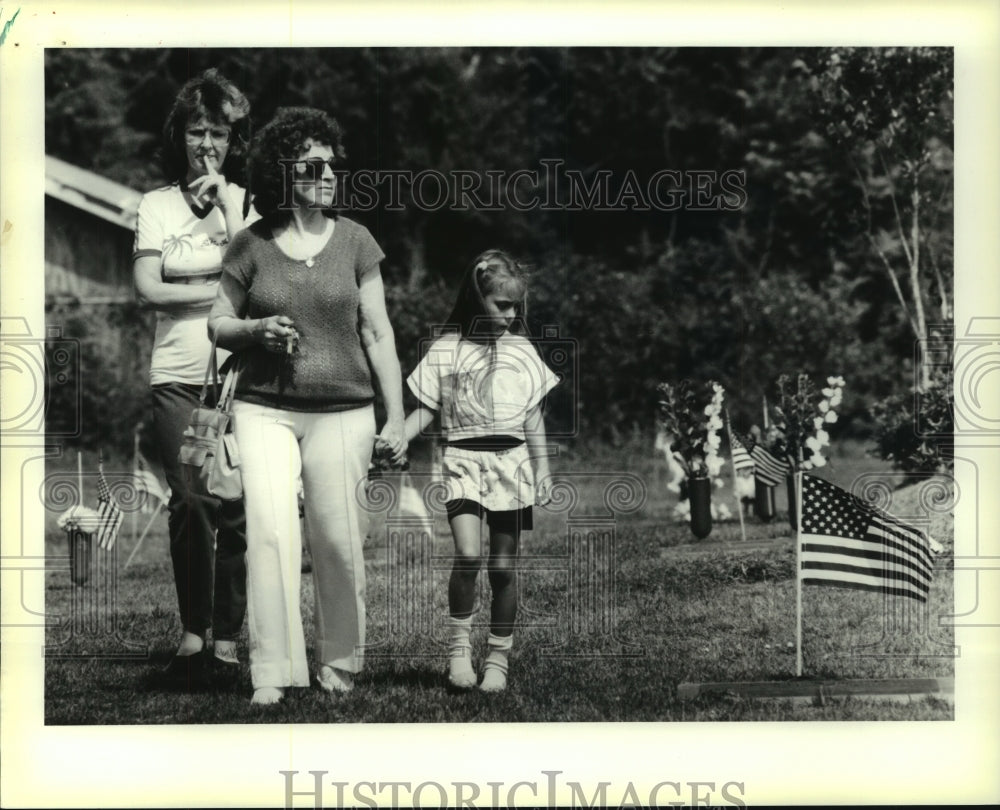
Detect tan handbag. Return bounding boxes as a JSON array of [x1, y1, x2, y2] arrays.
[[178, 341, 243, 501]]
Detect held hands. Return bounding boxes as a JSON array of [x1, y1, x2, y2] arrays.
[[255, 315, 299, 354], [375, 419, 408, 468], [189, 156, 237, 212]]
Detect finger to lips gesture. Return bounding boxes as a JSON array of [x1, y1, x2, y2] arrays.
[[190, 156, 233, 210]]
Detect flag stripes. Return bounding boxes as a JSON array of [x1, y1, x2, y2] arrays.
[[730, 433, 755, 473], [96, 462, 124, 550], [799, 473, 937, 602], [750, 444, 790, 486]]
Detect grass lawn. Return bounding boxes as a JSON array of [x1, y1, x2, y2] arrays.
[[43, 439, 954, 723]]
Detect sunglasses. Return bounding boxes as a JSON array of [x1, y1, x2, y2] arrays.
[[293, 157, 338, 178]]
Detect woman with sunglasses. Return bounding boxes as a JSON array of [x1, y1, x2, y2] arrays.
[[208, 107, 406, 705], [132, 68, 254, 687]]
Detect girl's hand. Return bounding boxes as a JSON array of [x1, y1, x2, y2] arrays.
[[190, 156, 237, 212], [535, 471, 553, 507], [254, 315, 298, 354], [377, 418, 408, 467]]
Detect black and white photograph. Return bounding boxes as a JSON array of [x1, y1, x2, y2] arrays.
[[2, 1, 998, 807]]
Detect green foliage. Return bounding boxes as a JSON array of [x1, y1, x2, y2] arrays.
[[870, 367, 954, 475], [45, 302, 155, 457], [43, 47, 953, 443]]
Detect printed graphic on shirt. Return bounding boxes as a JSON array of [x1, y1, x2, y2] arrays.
[[409, 334, 559, 440]]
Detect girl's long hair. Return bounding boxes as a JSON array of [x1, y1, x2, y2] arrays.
[[444, 249, 529, 343]]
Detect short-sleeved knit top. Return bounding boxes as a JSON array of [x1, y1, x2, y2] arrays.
[[222, 215, 385, 412], [407, 332, 559, 441], [133, 183, 252, 385]]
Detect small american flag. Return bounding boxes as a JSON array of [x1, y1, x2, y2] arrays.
[[96, 462, 124, 550], [749, 442, 791, 486], [800, 473, 939, 602], [133, 445, 169, 513], [730, 433, 755, 473]]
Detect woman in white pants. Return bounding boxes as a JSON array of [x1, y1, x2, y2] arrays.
[[208, 107, 406, 705]]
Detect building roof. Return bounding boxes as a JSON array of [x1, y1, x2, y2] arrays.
[[45, 155, 142, 231]]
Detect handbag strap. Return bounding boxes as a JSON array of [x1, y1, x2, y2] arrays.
[[217, 355, 241, 412], [199, 335, 222, 406]]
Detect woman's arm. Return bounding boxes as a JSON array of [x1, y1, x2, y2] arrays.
[[358, 267, 407, 465], [133, 255, 220, 312], [403, 406, 437, 444], [524, 402, 553, 506], [207, 272, 296, 352]]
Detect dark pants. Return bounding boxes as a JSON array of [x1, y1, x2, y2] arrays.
[[151, 383, 247, 641]]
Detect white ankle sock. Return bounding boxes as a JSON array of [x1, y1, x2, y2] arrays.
[[479, 633, 512, 692], [447, 615, 476, 688], [213, 640, 238, 664]]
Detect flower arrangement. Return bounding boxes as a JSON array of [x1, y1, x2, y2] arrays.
[[56, 505, 102, 533], [656, 380, 726, 481], [769, 374, 845, 471]]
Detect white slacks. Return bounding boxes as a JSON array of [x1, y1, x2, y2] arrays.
[[233, 400, 374, 688]]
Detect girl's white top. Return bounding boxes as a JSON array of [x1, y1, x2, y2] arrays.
[[407, 332, 558, 441]]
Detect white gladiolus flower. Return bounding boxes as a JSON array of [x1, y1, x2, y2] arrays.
[[707, 433, 721, 449], [818, 400, 830, 413], [801, 460, 813, 470], [810, 454, 827, 468], [816, 429, 830, 445], [814, 416, 825, 430], [825, 410, 838, 424], [805, 436, 821, 452]]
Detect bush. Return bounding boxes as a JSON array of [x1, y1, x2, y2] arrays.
[[870, 366, 953, 475], [45, 302, 155, 458]]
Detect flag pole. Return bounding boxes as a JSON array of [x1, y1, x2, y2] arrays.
[[77, 451, 83, 508], [131, 431, 140, 543], [724, 409, 747, 543], [762, 394, 769, 429], [795, 470, 804, 678], [123, 502, 164, 571]]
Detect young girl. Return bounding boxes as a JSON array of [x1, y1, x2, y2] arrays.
[[404, 250, 558, 692]]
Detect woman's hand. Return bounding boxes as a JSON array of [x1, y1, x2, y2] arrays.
[[189, 156, 238, 213], [254, 315, 299, 354], [376, 417, 408, 467]]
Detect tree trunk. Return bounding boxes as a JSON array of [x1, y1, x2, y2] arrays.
[[909, 188, 930, 391]]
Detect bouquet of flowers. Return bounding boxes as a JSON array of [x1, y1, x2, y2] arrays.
[[656, 380, 726, 481], [769, 373, 845, 471], [56, 505, 102, 533]]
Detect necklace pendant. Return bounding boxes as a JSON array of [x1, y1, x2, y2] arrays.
[[305, 257, 315, 268]]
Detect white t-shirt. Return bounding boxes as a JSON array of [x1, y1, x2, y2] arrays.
[[133, 183, 254, 385], [407, 332, 559, 441]]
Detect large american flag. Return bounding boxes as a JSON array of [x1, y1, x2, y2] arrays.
[[800, 473, 938, 602], [96, 462, 124, 550]]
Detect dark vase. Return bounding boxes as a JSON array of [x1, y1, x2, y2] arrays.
[[786, 473, 799, 532], [689, 476, 712, 539], [754, 478, 776, 522], [66, 528, 92, 586]]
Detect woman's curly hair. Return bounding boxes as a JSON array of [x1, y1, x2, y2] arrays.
[[250, 107, 347, 220], [160, 68, 251, 186]]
